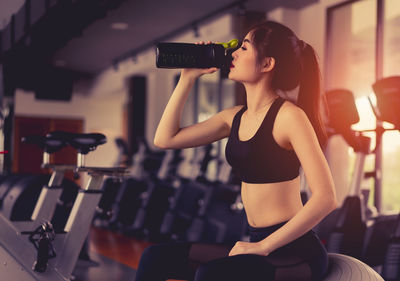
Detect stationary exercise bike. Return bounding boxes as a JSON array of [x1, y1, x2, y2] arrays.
[[0, 131, 127, 280], [306, 88, 386, 280], [322, 89, 373, 259], [369, 76, 400, 281]]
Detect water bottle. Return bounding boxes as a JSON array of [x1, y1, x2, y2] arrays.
[[156, 39, 238, 69]]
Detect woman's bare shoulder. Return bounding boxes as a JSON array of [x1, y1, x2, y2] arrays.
[[276, 100, 314, 143], [278, 100, 307, 122], [218, 105, 245, 127], [275, 100, 310, 134]]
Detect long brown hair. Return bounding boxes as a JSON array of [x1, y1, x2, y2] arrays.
[[248, 21, 327, 147]]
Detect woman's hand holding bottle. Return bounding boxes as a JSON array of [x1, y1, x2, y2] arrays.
[[180, 41, 219, 81]]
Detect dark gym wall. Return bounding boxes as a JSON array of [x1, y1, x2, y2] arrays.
[[127, 75, 147, 155]]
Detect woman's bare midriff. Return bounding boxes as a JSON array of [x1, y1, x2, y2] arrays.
[[241, 176, 303, 228]]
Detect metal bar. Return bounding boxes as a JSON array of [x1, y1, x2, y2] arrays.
[[49, 168, 67, 186], [30, 168, 69, 229], [0, 246, 35, 280], [0, 30, 3, 57], [41, 164, 76, 170], [0, 213, 66, 280], [10, 15, 15, 47], [24, 0, 31, 32], [55, 174, 104, 278], [374, 133, 383, 212], [77, 153, 85, 167], [30, 167, 72, 221], [375, 0, 384, 81], [348, 152, 366, 196], [43, 152, 50, 165], [30, 188, 63, 222], [374, 0, 385, 214], [77, 166, 127, 176], [324, 0, 333, 90]]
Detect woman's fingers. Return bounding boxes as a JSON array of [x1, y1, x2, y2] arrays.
[[195, 41, 212, 45], [204, 67, 218, 74]]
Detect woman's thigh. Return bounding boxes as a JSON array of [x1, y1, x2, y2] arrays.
[[135, 235, 326, 281], [193, 254, 275, 281], [135, 242, 193, 281], [193, 253, 316, 281], [192, 231, 327, 281], [264, 231, 328, 281], [135, 241, 234, 281], [276, 231, 328, 280]]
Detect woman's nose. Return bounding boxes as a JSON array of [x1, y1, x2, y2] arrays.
[[232, 50, 238, 59]]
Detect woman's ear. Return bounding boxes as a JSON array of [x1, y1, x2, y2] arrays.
[[262, 57, 275, 72]]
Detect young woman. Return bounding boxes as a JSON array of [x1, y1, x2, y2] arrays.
[[134, 21, 337, 281]]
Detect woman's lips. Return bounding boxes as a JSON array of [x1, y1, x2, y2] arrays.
[[230, 63, 235, 68]]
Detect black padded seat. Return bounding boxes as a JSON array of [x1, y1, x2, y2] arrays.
[[325, 89, 359, 131], [22, 135, 67, 154], [47, 131, 107, 154], [372, 76, 400, 129], [325, 89, 370, 153]]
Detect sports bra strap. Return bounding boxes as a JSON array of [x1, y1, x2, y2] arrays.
[[232, 105, 246, 131], [263, 97, 285, 132]]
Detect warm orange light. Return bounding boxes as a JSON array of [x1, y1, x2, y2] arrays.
[[351, 96, 376, 131], [352, 95, 400, 153]]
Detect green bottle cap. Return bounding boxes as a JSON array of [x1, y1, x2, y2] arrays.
[[216, 39, 239, 50]]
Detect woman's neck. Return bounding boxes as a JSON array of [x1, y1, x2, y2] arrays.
[[243, 82, 278, 114]]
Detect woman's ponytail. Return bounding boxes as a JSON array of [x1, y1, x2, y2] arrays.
[[297, 43, 327, 148], [247, 21, 327, 148]]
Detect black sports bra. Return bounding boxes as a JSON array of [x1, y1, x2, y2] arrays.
[[225, 97, 300, 183]]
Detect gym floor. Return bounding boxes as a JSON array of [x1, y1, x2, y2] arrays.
[[73, 226, 182, 281]]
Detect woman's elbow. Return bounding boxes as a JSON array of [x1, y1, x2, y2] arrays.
[[312, 193, 338, 214], [327, 195, 338, 213], [154, 137, 167, 149], [154, 136, 177, 149]]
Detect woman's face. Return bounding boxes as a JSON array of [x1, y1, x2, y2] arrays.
[[228, 32, 263, 83]]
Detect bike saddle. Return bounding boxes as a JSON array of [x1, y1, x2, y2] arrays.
[[47, 131, 107, 154], [22, 135, 67, 154]]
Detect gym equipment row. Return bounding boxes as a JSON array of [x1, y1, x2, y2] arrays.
[[0, 131, 127, 280], [93, 138, 247, 245]]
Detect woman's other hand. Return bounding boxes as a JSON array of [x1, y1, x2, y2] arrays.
[[228, 241, 271, 257]]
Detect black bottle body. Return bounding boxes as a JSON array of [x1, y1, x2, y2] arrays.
[[156, 43, 226, 68]]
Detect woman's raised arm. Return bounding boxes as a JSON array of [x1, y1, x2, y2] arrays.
[[154, 68, 241, 149]]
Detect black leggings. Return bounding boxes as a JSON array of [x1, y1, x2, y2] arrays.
[[134, 221, 329, 281]]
